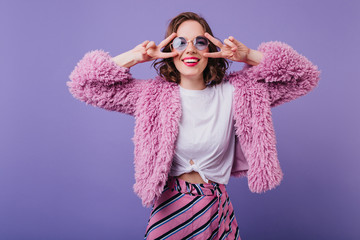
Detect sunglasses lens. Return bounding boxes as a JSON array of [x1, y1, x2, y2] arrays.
[[173, 37, 187, 51], [195, 36, 208, 50], [172, 36, 209, 51]]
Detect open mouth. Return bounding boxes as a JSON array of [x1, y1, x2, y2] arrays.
[[182, 58, 200, 66]]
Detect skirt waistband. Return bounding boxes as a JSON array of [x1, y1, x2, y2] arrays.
[[165, 176, 226, 197]]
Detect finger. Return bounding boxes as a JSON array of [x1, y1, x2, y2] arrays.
[[158, 32, 177, 49], [228, 36, 243, 47], [141, 40, 150, 47], [224, 39, 237, 49], [203, 52, 223, 58], [204, 32, 223, 48], [146, 41, 156, 50], [141, 48, 147, 55], [159, 51, 178, 59]]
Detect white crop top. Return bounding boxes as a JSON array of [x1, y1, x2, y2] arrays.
[[169, 81, 236, 184]]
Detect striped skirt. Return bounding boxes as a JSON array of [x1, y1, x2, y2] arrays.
[[144, 176, 241, 240]]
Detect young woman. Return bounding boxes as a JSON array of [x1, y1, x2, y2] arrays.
[[67, 12, 320, 240]]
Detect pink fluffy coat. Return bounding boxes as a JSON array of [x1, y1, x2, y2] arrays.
[[67, 41, 320, 207]]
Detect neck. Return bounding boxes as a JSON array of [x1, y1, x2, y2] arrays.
[[179, 75, 206, 90]]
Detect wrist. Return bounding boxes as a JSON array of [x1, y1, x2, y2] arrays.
[[245, 49, 263, 66], [112, 50, 138, 68]]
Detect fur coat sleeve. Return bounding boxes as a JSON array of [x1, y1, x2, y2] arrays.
[[241, 41, 321, 107], [228, 41, 320, 194], [67, 50, 143, 116]]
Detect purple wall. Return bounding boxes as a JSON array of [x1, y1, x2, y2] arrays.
[[1, 0, 359, 239]]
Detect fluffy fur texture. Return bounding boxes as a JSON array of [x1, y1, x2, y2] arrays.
[[67, 41, 320, 207]]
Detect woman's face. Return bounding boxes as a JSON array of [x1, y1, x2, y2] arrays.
[[172, 20, 209, 82]]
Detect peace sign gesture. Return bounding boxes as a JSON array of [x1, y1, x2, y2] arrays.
[[112, 33, 179, 68], [145, 32, 179, 61], [203, 32, 250, 63]]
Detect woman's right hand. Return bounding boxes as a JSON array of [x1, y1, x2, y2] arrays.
[[144, 32, 178, 61], [112, 33, 178, 68]]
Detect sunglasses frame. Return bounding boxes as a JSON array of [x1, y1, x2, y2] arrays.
[[170, 36, 209, 52]]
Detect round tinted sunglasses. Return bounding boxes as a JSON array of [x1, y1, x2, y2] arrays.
[[170, 36, 209, 52]]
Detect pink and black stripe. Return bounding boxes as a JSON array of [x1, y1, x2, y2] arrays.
[[144, 177, 241, 240]]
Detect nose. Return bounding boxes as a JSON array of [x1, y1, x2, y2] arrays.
[[185, 40, 196, 53]]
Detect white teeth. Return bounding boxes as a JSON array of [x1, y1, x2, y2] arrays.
[[183, 59, 199, 63]]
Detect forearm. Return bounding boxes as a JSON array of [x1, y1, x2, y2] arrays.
[[245, 49, 263, 66], [111, 50, 139, 68]]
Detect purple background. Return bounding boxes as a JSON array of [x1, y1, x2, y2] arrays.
[[1, 0, 359, 239]]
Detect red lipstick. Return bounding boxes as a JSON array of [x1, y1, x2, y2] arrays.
[[182, 57, 200, 67]]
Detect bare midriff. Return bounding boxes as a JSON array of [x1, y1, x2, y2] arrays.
[[177, 171, 214, 184]]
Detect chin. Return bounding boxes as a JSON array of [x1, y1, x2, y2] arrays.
[[180, 70, 204, 79], [176, 65, 207, 80]]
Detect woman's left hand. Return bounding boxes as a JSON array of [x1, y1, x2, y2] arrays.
[[203, 33, 250, 62]]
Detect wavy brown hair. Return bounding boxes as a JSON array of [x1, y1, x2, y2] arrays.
[[153, 12, 229, 86]]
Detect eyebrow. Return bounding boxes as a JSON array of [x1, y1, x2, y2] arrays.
[[176, 35, 206, 40]]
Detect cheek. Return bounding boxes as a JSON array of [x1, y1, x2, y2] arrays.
[[173, 56, 182, 69], [201, 49, 209, 64], [171, 48, 180, 66], [201, 57, 208, 68]]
